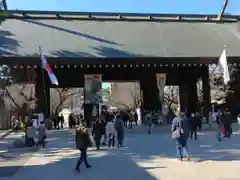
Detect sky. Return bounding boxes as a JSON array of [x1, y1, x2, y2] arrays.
[[7, 0, 240, 14], [7, 0, 239, 89]]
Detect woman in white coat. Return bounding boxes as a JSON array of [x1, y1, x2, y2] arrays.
[[106, 119, 115, 148]]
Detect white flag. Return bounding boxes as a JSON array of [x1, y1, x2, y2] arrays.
[[217, 48, 230, 85]]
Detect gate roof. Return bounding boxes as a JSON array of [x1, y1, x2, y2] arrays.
[[0, 10, 240, 59]]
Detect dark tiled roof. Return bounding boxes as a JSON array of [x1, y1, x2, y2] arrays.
[[0, 10, 240, 58]]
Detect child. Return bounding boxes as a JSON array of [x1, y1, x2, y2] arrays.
[[34, 130, 40, 148], [26, 123, 35, 146], [38, 121, 47, 148]]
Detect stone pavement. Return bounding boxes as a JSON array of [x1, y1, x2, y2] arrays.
[[125, 122, 239, 134], [0, 130, 12, 140], [1, 129, 240, 180], [0, 131, 35, 178], [0, 132, 25, 152]]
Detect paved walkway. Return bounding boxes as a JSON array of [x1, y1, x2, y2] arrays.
[[0, 132, 25, 152], [1, 129, 240, 180], [0, 130, 12, 140]]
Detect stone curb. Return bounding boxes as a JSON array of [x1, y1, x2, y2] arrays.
[[0, 130, 12, 140]]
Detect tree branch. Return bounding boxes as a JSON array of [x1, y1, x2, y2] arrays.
[[54, 89, 82, 115], [19, 84, 35, 101]]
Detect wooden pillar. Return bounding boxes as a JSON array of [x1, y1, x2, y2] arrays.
[[140, 73, 160, 112], [83, 103, 93, 127], [35, 67, 50, 117], [202, 66, 211, 120], [179, 70, 198, 114], [188, 78, 198, 114], [179, 83, 188, 112], [45, 85, 50, 117], [35, 67, 45, 114]]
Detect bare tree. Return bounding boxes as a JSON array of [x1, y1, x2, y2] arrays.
[[105, 82, 141, 109], [130, 83, 141, 108], [4, 84, 36, 115], [50, 88, 83, 115], [164, 86, 179, 105]]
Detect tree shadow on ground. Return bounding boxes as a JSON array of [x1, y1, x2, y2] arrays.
[[121, 131, 240, 162], [0, 30, 20, 56], [21, 19, 121, 46]]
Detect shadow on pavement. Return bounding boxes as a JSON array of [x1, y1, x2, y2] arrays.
[[0, 129, 159, 179], [3, 129, 240, 179], [121, 131, 240, 163], [1, 148, 159, 179]]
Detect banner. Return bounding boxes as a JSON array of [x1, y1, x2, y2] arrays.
[[84, 74, 102, 104], [156, 73, 167, 116], [156, 73, 166, 104]]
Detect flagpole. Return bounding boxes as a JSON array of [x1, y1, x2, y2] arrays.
[[39, 47, 49, 118]]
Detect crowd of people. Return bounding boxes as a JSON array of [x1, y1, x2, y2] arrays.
[[11, 105, 236, 172], [25, 114, 47, 148], [171, 110, 233, 161]]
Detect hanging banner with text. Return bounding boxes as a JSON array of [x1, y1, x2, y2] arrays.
[[84, 74, 102, 104], [156, 73, 167, 115]]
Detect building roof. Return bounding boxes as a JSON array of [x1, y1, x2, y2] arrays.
[[0, 10, 240, 59]]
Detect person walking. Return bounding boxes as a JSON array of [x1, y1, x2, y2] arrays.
[[172, 112, 190, 161], [26, 121, 35, 146], [92, 118, 105, 150], [146, 113, 153, 134], [128, 111, 133, 129], [38, 121, 47, 148], [195, 112, 202, 131], [106, 118, 115, 148], [237, 113, 240, 131], [75, 120, 92, 172], [134, 111, 138, 125], [189, 113, 198, 140], [60, 114, 64, 129], [216, 110, 223, 141], [115, 114, 124, 147]]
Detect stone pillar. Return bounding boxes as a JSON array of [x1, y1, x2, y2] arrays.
[[202, 66, 211, 121], [140, 73, 160, 112]]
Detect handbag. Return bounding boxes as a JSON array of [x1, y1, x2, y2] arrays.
[[172, 129, 181, 139]]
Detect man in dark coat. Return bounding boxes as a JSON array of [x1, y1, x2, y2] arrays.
[[115, 114, 124, 147], [188, 113, 198, 140], [92, 119, 105, 150], [75, 120, 92, 172], [60, 114, 64, 129]]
